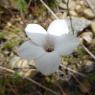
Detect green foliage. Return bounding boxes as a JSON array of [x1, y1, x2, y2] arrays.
[[0, 32, 4, 40], [3, 39, 21, 50], [16, 0, 27, 12], [0, 77, 8, 95], [13, 28, 22, 34], [14, 29, 21, 33], [46, 0, 58, 8], [92, 92, 95, 95], [12, 74, 22, 84], [88, 73, 95, 82], [0, 87, 5, 95]]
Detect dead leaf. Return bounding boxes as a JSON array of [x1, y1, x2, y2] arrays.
[[85, 0, 95, 15], [66, 17, 91, 33]]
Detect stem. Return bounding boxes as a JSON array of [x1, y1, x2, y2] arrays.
[[66, 0, 75, 34], [72, 75, 91, 95], [40, 0, 58, 19], [82, 44, 95, 60], [0, 66, 59, 95], [60, 64, 86, 77]]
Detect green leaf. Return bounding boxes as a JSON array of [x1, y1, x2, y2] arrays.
[[0, 32, 4, 40], [17, 0, 27, 12]]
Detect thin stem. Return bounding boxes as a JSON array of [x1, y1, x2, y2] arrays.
[[26, 77, 59, 95], [60, 64, 86, 77], [40, 0, 58, 19], [56, 82, 67, 95], [0, 66, 59, 95], [82, 44, 95, 60], [27, 0, 32, 9], [66, 0, 75, 34], [72, 75, 91, 95], [0, 66, 15, 73]]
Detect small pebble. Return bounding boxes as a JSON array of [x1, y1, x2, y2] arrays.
[[70, 10, 78, 16], [68, 0, 76, 10], [81, 31, 93, 44], [75, 5, 83, 13], [83, 8, 95, 19], [62, 12, 68, 19]]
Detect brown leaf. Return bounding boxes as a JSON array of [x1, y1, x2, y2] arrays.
[[66, 17, 91, 33]]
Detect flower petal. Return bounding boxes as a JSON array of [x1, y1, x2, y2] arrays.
[[55, 34, 80, 56], [25, 24, 47, 46], [17, 40, 45, 60], [35, 51, 60, 75], [47, 19, 69, 36]]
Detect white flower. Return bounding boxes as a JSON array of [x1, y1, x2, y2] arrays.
[[17, 19, 80, 75]]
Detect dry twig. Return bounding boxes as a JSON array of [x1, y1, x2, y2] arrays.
[[0, 66, 59, 95], [40, 0, 58, 19], [72, 75, 91, 95], [82, 44, 95, 60]]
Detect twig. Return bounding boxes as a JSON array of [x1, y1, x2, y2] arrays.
[[85, 0, 95, 15], [20, 10, 26, 27], [72, 75, 91, 95], [7, 83, 18, 95], [56, 83, 67, 95], [0, 66, 59, 95], [66, 0, 75, 34], [0, 66, 15, 73], [40, 0, 58, 19], [60, 64, 86, 77], [25, 77, 59, 95], [27, 0, 32, 9], [82, 44, 95, 60]]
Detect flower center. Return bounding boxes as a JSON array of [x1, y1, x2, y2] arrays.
[[44, 42, 54, 53], [45, 47, 54, 52]]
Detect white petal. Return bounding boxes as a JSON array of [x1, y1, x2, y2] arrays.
[[17, 40, 45, 60], [25, 24, 47, 46], [47, 19, 69, 36], [35, 51, 60, 75], [55, 34, 80, 56]]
